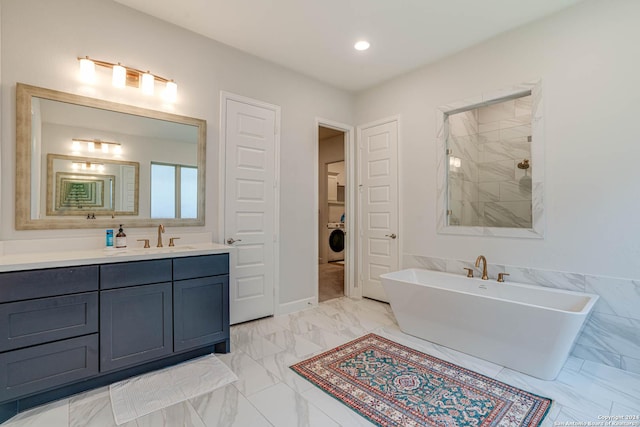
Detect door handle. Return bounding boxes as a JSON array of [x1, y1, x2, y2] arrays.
[[385, 233, 397, 239], [226, 238, 242, 244]]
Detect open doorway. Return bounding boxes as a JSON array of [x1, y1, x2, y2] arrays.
[[318, 126, 346, 302]]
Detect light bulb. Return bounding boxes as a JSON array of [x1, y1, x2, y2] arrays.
[[72, 163, 79, 170], [97, 164, 105, 172], [112, 64, 126, 88], [87, 141, 95, 152], [79, 57, 96, 83], [354, 41, 370, 51], [141, 72, 155, 95], [114, 145, 123, 155], [164, 80, 177, 102], [81, 163, 87, 170], [101, 143, 109, 153], [72, 140, 81, 151]]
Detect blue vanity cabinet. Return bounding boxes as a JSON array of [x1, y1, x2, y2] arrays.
[[0, 251, 230, 423], [173, 253, 230, 352], [0, 266, 99, 403]]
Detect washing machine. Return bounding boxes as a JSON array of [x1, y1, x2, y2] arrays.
[[327, 222, 345, 262]]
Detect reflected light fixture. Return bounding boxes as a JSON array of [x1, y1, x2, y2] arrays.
[[72, 138, 122, 155], [354, 40, 370, 51], [77, 56, 177, 102], [72, 161, 105, 171]]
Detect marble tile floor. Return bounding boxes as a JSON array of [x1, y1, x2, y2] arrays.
[[3, 297, 640, 426]]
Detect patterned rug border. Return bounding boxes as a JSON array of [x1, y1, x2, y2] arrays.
[[291, 333, 553, 427]]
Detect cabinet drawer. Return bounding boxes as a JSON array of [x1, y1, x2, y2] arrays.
[[173, 254, 229, 280], [0, 292, 98, 352], [100, 259, 172, 290], [0, 266, 98, 303], [174, 276, 229, 352], [0, 334, 98, 402]]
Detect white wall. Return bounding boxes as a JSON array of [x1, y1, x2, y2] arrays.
[[355, 0, 640, 280], [0, 0, 354, 308]]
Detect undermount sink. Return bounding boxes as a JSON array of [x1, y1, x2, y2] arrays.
[[104, 245, 197, 256]]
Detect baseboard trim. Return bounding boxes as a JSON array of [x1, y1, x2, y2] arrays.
[[277, 297, 316, 316]]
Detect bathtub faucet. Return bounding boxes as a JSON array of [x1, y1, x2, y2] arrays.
[[475, 255, 489, 280]]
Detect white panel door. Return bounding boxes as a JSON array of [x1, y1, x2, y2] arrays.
[[224, 96, 277, 324], [359, 119, 399, 302]]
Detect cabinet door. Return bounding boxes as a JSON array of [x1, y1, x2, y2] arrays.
[[174, 276, 229, 352], [100, 282, 172, 372]]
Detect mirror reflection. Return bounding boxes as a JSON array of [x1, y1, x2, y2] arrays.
[[46, 154, 139, 216], [446, 93, 533, 228], [16, 83, 206, 230]]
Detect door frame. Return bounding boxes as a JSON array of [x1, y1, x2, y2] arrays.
[[314, 118, 357, 299], [356, 115, 403, 295], [219, 91, 281, 320]]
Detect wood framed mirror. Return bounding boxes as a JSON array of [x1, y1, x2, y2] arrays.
[[16, 83, 206, 230]]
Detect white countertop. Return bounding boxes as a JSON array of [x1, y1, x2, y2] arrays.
[[0, 242, 233, 272]]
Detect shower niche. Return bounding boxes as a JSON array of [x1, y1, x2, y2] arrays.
[[436, 81, 545, 238]]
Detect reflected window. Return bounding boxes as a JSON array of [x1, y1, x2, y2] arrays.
[[151, 163, 197, 219]]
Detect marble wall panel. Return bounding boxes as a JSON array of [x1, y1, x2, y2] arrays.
[[447, 135, 479, 161], [482, 201, 531, 228], [478, 100, 516, 123], [478, 160, 515, 183], [585, 275, 640, 321], [478, 182, 500, 202], [501, 124, 531, 141], [449, 110, 478, 136], [479, 140, 530, 163], [499, 181, 531, 202]]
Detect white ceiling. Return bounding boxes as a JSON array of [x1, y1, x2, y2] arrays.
[[114, 0, 583, 92]]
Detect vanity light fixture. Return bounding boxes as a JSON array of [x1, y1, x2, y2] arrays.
[[72, 161, 105, 172], [77, 56, 177, 102], [72, 138, 122, 155]]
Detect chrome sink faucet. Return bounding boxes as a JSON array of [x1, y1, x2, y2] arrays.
[[157, 224, 165, 247], [475, 255, 489, 280]]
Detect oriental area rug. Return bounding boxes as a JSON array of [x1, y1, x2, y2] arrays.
[[291, 334, 551, 427]]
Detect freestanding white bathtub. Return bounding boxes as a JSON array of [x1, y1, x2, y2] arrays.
[[380, 268, 598, 380]]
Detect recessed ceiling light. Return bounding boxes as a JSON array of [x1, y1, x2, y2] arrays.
[[354, 40, 370, 51]]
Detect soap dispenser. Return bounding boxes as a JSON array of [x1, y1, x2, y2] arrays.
[[115, 225, 127, 248]]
